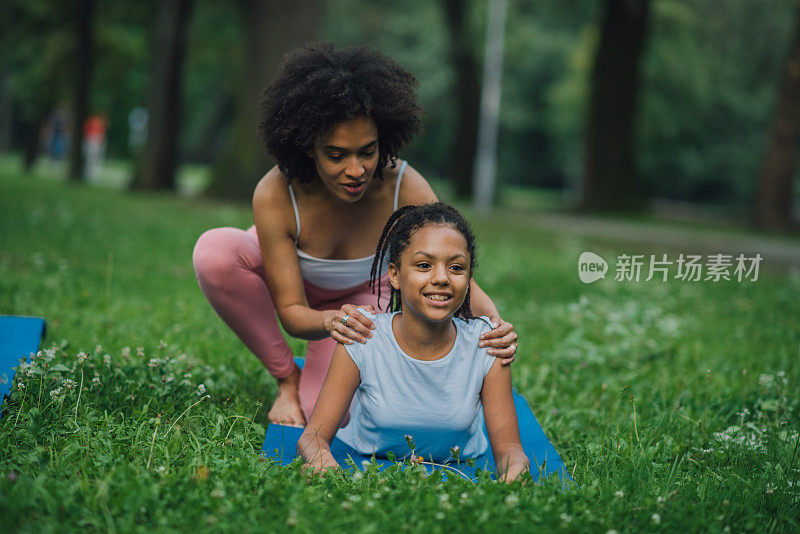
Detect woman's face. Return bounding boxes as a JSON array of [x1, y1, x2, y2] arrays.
[[388, 224, 471, 325], [308, 116, 380, 203]]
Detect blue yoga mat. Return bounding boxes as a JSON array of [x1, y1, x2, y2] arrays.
[[263, 357, 574, 485], [0, 316, 46, 418]]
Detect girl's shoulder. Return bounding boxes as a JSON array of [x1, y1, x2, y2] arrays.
[[455, 315, 494, 341]]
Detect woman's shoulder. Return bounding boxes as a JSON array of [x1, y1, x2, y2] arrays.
[[252, 167, 296, 235], [253, 166, 291, 205], [391, 161, 438, 207]]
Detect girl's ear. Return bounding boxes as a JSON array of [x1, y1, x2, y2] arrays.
[[388, 263, 400, 290]]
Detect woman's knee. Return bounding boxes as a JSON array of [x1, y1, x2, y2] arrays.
[[193, 228, 260, 288]]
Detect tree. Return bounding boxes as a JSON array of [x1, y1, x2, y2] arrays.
[[754, 3, 800, 232], [207, 0, 320, 200], [581, 0, 650, 211], [68, 0, 94, 182], [441, 0, 481, 199], [133, 0, 193, 191]]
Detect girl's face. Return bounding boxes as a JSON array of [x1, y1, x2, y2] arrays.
[[308, 116, 380, 203], [388, 224, 471, 325]]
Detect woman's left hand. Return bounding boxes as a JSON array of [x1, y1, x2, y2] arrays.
[[479, 315, 518, 365]]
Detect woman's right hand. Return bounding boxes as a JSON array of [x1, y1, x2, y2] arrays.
[[323, 304, 377, 344]]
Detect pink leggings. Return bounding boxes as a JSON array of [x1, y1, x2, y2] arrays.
[[192, 225, 388, 420]]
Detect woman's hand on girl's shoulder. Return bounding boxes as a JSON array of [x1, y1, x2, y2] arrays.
[[323, 304, 377, 345], [479, 315, 518, 365]]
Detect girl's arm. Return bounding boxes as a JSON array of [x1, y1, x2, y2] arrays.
[[296, 343, 361, 472], [481, 359, 529, 483]]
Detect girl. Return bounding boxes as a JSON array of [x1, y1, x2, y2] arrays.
[[192, 44, 519, 428], [297, 203, 529, 483]]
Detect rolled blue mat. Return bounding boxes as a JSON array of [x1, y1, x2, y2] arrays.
[[262, 357, 575, 485], [0, 316, 46, 419]]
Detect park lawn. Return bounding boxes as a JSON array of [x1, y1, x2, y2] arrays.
[[0, 168, 798, 532]]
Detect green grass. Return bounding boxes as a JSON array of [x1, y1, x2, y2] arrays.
[[1, 164, 799, 532]]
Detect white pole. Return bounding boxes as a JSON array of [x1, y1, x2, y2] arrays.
[[473, 0, 508, 214]]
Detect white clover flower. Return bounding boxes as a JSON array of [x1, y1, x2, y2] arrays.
[[459, 492, 469, 503], [366, 500, 375, 509], [136, 347, 145, 357], [758, 374, 774, 387], [651, 513, 661, 524], [285, 510, 298, 526], [657, 495, 666, 506], [165, 375, 175, 383], [62, 379, 77, 390], [157, 466, 166, 474], [121, 347, 131, 358], [94, 344, 103, 354], [49, 387, 63, 399], [614, 490, 625, 498], [17, 382, 25, 390], [560, 513, 572, 523], [183, 373, 192, 379], [158, 340, 167, 350], [76, 352, 87, 364], [435, 512, 445, 520], [148, 358, 161, 368], [439, 494, 449, 504], [103, 354, 111, 365], [92, 377, 101, 385], [505, 494, 519, 507], [197, 383, 206, 396], [348, 494, 361, 503]]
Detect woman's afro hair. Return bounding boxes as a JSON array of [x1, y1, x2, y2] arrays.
[[258, 42, 422, 184]]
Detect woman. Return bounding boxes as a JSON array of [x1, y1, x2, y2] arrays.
[[192, 43, 518, 427]]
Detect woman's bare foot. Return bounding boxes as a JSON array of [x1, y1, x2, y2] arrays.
[[268, 365, 306, 427]]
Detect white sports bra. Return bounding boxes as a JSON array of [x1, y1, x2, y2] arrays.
[[288, 161, 407, 290]]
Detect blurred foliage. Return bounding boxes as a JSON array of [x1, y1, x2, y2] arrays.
[[1, 0, 797, 205]]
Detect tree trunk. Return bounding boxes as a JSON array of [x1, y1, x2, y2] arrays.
[[581, 0, 650, 212], [441, 0, 481, 199], [133, 0, 193, 191], [68, 0, 93, 182], [754, 4, 800, 232], [207, 0, 320, 201]]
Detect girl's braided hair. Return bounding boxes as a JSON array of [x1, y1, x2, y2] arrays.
[[369, 202, 477, 319], [258, 42, 422, 184]]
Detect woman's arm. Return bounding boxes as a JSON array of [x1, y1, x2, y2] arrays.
[[252, 171, 376, 344], [296, 343, 361, 472], [470, 281, 518, 364], [481, 360, 529, 483]]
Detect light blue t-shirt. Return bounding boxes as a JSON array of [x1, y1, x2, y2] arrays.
[[335, 309, 496, 462]]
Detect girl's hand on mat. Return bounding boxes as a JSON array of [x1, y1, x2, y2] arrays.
[[301, 456, 339, 477], [501, 461, 530, 484], [479, 315, 518, 365], [324, 304, 376, 345]]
